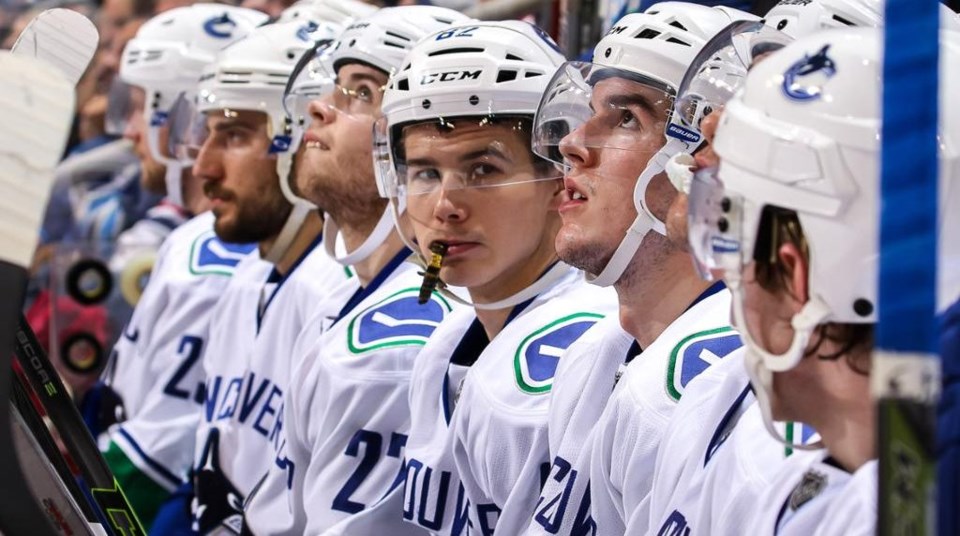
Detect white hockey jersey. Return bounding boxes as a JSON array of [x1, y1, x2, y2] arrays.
[[743, 453, 876, 536], [350, 265, 611, 536], [647, 349, 819, 536], [586, 285, 742, 536], [523, 315, 635, 536], [104, 211, 255, 494], [243, 250, 459, 535], [193, 235, 350, 532], [452, 268, 618, 535]]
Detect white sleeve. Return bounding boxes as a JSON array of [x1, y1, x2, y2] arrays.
[[109, 275, 217, 486]]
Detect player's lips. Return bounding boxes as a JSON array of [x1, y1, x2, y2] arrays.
[[428, 239, 480, 259], [302, 131, 329, 150], [559, 177, 588, 214]]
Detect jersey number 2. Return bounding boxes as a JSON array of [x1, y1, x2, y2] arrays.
[[332, 429, 408, 514], [163, 335, 204, 403]]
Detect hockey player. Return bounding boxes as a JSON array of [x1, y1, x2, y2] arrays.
[[357, 21, 619, 536], [646, 2, 885, 535], [239, 7, 471, 534], [692, 26, 959, 535], [90, 5, 269, 527], [521, 4, 752, 535], [166, 18, 350, 534]]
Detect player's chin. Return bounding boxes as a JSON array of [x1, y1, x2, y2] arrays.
[[439, 259, 489, 289], [211, 210, 239, 241]]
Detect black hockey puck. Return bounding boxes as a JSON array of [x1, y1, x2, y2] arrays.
[[60, 332, 104, 375], [65, 258, 113, 305]]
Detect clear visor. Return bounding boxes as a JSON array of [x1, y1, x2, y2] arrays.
[[532, 61, 674, 178], [105, 78, 135, 136], [167, 94, 278, 174], [167, 93, 207, 164], [668, 21, 792, 145], [282, 40, 336, 155], [687, 166, 746, 280], [377, 113, 561, 256]]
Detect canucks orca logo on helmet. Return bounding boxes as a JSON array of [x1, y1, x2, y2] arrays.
[[782, 44, 837, 102], [203, 14, 238, 39]]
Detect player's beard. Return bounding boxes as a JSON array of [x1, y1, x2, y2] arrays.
[[206, 181, 293, 245], [298, 158, 386, 233]]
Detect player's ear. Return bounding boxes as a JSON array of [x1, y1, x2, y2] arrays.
[[777, 242, 809, 312]]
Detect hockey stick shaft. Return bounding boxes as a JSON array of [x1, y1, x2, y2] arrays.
[[0, 263, 63, 535], [13, 313, 146, 535], [10, 363, 101, 522], [875, 1, 940, 534]]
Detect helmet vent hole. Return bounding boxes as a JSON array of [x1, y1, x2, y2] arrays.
[[524, 71, 543, 78], [506, 53, 525, 61], [386, 31, 412, 42], [635, 29, 661, 40], [497, 70, 517, 83], [668, 20, 687, 31], [383, 40, 406, 49], [853, 299, 874, 317], [777, 20, 789, 30], [666, 37, 690, 46], [397, 78, 409, 91], [831, 14, 854, 26], [428, 47, 484, 57]]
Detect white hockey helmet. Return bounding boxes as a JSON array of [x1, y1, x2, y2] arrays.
[[763, 0, 882, 38], [694, 27, 960, 446], [278, 0, 378, 26], [283, 5, 470, 157], [187, 19, 341, 262], [375, 21, 567, 310], [533, 2, 756, 287], [118, 4, 268, 207], [282, 5, 472, 267], [681, 0, 890, 279], [377, 20, 565, 198]]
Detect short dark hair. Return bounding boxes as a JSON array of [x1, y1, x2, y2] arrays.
[[753, 205, 873, 374]]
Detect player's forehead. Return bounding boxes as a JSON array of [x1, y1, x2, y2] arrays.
[[590, 77, 672, 116], [401, 118, 534, 166], [203, 109, 268, 131], [336, 62, 389, 87]]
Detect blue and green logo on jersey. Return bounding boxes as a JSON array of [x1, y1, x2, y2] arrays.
[[666, 327, 742, 401], [347, 287, 452, 354], [189, 231, 255, 276], [514, 312, 604, 395]]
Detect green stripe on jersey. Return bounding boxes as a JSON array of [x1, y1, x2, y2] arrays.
[[103, 440, 175, 528]]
